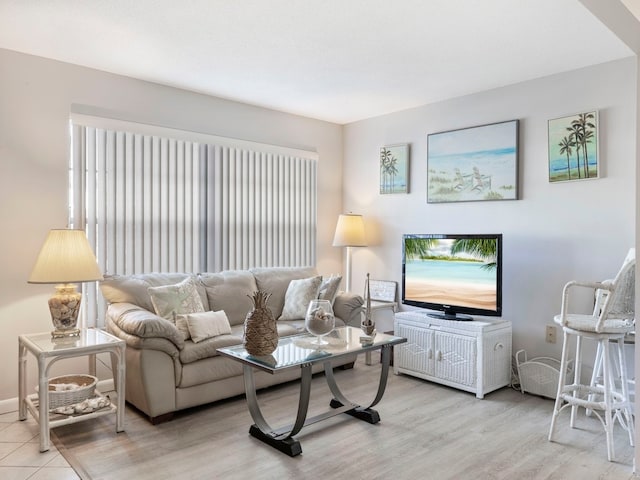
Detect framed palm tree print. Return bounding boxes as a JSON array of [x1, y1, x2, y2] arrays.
[[380, 144, 409, 194], [548, 110, 598, 183]]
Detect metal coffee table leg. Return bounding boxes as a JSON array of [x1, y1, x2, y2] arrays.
[[244, 363, 312, 456], [326, 344, 393, 423]]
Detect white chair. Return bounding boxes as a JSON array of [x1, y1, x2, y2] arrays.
[[548, 249, 635, 461], [588, 274, 636, 416]]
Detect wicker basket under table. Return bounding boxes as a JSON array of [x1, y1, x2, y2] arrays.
[[38, 374, 98, 409]]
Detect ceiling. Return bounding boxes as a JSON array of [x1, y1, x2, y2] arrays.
[[0, 0, 635, 124]]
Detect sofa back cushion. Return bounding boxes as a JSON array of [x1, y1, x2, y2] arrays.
[[251, 266, 318, 319], [199, 270, 259, 326], [101, 273, 209, 312]]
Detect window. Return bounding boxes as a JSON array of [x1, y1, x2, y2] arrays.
[[70, 114, 318, 327]]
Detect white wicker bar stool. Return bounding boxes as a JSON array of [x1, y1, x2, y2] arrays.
[[588, 332, 635, 416], [548, 249, 635, 462]]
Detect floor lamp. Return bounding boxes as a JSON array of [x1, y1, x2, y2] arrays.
[[332, 213, 367, 292]]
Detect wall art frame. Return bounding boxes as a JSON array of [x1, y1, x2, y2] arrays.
[[427, 119, 519, 203], [547, 110, 599, 183], [380, 143, 409, 194]]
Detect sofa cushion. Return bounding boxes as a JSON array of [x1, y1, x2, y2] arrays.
[[251, 266, 318, 318], [101, 273, 209, 312], [178, 332, 244, 365], [279, 276, 323, 320], [148, 276, 205, 321], [199, 270, 259, 326], [178, 354, 244, 388], [177, 310, 232, 343], [276, 322, 300, 337], [318, 275, 342, 304]]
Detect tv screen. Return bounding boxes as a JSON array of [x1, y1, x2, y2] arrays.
[[402, 234, 502, 321]]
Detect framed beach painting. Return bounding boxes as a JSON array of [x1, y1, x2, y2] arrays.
[[427, 120, 519, 203], [380, 144, 409, 194], [548, 111, 598, 183]]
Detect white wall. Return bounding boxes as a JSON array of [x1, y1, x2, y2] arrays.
[[0, 48, 344, 404], [343, 58, 636, 364]]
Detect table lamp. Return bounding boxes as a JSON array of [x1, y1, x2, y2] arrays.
[[332, 213, 367, 292], [28, 229, 103, 338]]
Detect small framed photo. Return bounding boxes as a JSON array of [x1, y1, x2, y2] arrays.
[[427, 120, 519, 203], [548, 111, 599, 183], [380, 144, 409, 194]]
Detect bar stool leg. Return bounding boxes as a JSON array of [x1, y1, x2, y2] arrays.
[[587, 341, 604, 416], [602, 340, 615, 462], [570, 334, 583, 428], [549, 329, 570, 442], [615, 337, 634, 447]]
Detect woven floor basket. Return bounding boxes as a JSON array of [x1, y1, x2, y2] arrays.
[[41, 374, 98, 409]]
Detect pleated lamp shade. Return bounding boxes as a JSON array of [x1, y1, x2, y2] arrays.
[[28, 229, 103, 338]]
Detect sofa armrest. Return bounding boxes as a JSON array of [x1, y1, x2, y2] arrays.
[[106, 316, 180, 359], [333, 292, 364, 327], [106, 302, 185, 351]]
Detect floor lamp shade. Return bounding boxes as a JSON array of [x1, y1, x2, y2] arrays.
[[28, 229, 103, 338], [332, 214, 367, 292], [332, 214, 367, 248]]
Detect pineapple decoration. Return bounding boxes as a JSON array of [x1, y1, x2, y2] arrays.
[[244, 291, 278, 356], [361, 273, 376, 336]]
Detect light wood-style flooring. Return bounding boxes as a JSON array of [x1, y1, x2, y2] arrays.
[[51, 352, 636, 480]]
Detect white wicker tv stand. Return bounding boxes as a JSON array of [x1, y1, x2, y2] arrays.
[[394, 311, 512, 398]]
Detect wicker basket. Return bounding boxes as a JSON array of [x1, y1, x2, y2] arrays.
[[37, 374, 98, 409], [516, 350, 573, 399]]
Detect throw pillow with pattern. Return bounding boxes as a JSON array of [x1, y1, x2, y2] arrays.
[[148, 276, 204, 321], [278, 276, 323, 321]]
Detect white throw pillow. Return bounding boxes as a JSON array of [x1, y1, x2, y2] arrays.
[[176, 310, 232, 343], [148, 276, 204, 321], [279, 276, 323, 321], [318, 275, 342, 304]]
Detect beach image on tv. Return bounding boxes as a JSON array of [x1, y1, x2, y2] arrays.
[[404, 237, 498, 310]]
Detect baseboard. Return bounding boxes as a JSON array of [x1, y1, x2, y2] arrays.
[[96, 379, 115, 394], [0, 379, 115, 415], [0, 397, 18, 415]]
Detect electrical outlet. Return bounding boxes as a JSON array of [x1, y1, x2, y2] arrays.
[[545, 325, 557, 344]]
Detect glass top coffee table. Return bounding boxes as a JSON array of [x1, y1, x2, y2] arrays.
[[217, 326, 406, 457]]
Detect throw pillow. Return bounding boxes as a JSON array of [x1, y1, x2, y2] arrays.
[[279, 275, 323, 321], [318, 275, 342, 304], [148, 276, 204, 321], [178, 310, 232, 343], [174, 313, 192, 341]]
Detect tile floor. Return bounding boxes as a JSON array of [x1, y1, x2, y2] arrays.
[[0, 410, 79, 480]]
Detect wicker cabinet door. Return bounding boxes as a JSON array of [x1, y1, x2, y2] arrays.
[[395, 321, 435, 375], [434, 331, 477, 386]]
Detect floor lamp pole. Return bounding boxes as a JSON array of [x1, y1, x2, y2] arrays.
[[345, 246, 353, 292]]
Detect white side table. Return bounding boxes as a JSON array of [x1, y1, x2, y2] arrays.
[[18, 329, 126, 452]]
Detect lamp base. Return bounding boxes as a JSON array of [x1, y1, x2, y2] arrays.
[[51, 328, 81, 339], [48, 284, 82, 339]]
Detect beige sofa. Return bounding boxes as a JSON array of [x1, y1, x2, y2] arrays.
[[101, 266, 363, 423]]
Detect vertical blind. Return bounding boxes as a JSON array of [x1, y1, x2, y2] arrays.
[[70, 119, 318, 328], [202, 145, 317, 271]]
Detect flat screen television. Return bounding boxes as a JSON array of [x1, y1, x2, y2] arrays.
[[402, 233, 502, 321]]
